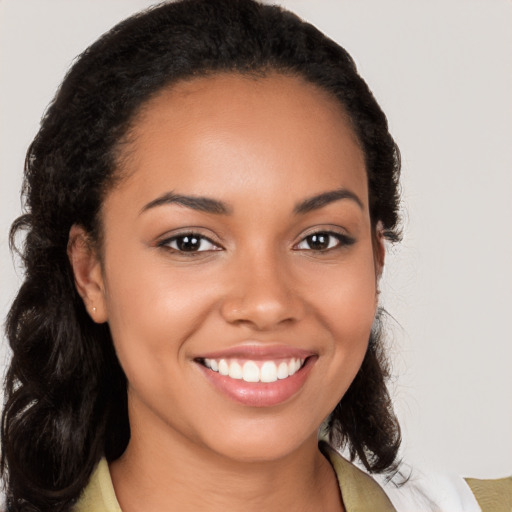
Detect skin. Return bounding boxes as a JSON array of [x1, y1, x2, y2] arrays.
[[69, 73, 383, 512]]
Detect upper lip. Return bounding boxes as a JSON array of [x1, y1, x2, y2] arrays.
[[196, 343, 315, 361]]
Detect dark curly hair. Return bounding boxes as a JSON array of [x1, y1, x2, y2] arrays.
[[1, 0, 402, 510]]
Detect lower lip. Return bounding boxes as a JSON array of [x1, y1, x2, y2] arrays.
[[197, 357, 316, 407]]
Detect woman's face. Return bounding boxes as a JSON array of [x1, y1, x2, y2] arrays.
[[81, 73, 381, 462]]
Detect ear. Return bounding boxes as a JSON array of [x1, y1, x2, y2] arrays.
[[374, 221, 386, 281], [67, 224, 108, 323]]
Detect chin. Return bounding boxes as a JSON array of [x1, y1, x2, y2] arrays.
[[199, 416, 319, 464]]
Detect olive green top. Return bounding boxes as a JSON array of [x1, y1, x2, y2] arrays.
[[74, 453, 511, 512], [466, 476, 512, 512]]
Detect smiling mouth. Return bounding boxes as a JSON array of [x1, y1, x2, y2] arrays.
[[199, 357, 307, 383]]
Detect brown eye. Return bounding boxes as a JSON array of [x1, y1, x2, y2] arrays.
[[295, 231, 355, 252], [175, 235, 202, 251], [305, 233, 331, 250], [160, 233, 221, 253]]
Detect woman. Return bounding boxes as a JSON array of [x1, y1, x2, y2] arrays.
[[1, 1, 509, 511]]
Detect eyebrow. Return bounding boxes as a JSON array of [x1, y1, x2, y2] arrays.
[[140, 192, 231, 215], [293, 188, 364, 214], [140, 187, 363, 216]]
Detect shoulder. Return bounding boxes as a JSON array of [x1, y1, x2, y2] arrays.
[[74, 459, 122, 512], [325, 445, 396, 511], [74, 453, 512, 512], [325, 444, 511, 512], [465, 476, 512, 512]]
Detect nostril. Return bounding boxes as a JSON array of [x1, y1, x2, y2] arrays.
[[221, 301, 300, 330]]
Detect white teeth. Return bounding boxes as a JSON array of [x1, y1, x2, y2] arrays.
[[218, 359, 229, 376], [288, 358, 301, 376], [228, 361, 243, 379], [277, 362, 289, 379], [242, 361, 260, 382], [260, 361, 278, 382], [203, 357, 305, 383]]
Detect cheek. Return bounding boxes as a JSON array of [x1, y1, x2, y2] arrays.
[[310, 250, 378, 334], [305, 249, 378, 391], [100, 250, 217, 380], [101, 263, 220, 432]]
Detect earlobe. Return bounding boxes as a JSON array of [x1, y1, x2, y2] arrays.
[[67, 224, 108, 323]]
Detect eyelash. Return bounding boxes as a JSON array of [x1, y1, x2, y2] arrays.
[[157, 230, 355, 255], [293, 231, 355, 252], [157, 232, 222, 255]]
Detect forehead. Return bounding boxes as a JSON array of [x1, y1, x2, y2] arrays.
[[113, 72, 368, 210]]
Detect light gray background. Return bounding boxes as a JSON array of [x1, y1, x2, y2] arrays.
[[1, 0, 511, 478]]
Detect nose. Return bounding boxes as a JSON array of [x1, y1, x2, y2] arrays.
[[220, 250, 304, 331]]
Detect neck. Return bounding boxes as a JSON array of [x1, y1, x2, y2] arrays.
[[110, 421, 344, 512]]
